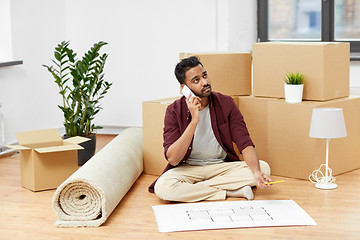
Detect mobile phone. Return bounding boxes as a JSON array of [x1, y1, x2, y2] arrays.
[[181, 85, 196, 101]]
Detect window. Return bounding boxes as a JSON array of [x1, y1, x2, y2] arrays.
[[335, 0, 360, 41], [258, 0, 360, 57]]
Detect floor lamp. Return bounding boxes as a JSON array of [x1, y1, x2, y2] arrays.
[[309, 108, 347, 190]]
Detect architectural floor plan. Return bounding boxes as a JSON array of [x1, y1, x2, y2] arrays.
[[153, 200, 316, 232], [186, 205, 273, 222]]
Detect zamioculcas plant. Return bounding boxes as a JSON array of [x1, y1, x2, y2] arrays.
[[43, 41, 112, 137]]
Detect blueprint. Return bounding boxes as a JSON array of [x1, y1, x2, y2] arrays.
[[152, 200, 316, 232]]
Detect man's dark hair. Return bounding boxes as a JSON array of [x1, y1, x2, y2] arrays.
[[174, 56, 203, 84]]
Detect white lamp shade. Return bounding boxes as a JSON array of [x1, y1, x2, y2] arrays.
[[309, 108, 347, 139]]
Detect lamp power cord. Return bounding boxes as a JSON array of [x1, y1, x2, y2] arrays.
[[309, 164, 336, 184]]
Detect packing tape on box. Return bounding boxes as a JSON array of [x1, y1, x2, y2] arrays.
[[52, 127, 143, 227]]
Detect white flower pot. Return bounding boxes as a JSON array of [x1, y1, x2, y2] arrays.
[[284, 84, 304, 103]]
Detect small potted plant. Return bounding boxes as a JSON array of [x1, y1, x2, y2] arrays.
[[43, 41, 112, 165], [284, 72, 304, 103]]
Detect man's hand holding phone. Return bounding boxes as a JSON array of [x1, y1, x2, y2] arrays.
[[182, 85, 201, 122], [181, 85, 195, 101]]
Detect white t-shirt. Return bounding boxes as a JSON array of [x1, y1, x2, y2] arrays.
[[186, 105, 227, 166]]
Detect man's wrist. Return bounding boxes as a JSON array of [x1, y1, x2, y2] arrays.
[[190, 118, 199, 125]]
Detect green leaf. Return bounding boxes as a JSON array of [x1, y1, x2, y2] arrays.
[[284, 72, 304, 85]]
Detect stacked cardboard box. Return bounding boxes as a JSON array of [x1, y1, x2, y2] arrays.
[[267, 97, 360, 179], [233, 96, 281, 162], [143, 44, 359, 179], [142, 97, 179, 176], [239, 41, 358, 179], [253, 42, 350, 101], [180, 52, 252, 96], [143, 53, 252, 175], [234, 95, 360, 179]]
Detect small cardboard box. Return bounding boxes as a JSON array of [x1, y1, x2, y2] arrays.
[[252, 42, 350, 101], [142, 97, 179, 176], [180, 52, 252, 96], [268, 97, 360, 179], [7, 129, 89, 191], [233, 96, 281, 162]]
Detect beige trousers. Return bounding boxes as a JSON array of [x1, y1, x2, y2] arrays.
[[154, 160, 270, 202]]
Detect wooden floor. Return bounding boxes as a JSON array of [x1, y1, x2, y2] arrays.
[[1, 134, 360, 240]]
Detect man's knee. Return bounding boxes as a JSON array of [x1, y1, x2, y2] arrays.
[[259, 160, 271, 176], [154, 175, 178, 200]]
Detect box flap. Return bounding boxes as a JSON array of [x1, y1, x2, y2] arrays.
[[34, 144, 84, 154], [5, 145, 31, 150], [181, 52, 250, 56], [16, 129, 62, 146], [257, 42, 343, 46], [63, 136, 91, 145]]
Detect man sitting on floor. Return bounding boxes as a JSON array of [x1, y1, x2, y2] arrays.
[[149, 56, 272, 202]]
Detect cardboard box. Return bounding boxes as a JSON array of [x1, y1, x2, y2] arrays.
[[233, 96, 281, 161], [180, 52, 251, 96], [268, 97, 360, 179], [142, 97, 179, 175], [7, 129, 89, 191], [253, 42, 350, 101]]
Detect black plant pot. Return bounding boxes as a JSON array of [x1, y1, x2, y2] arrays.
[[63, 134, 97, 166], [77, 134, 97, 166]]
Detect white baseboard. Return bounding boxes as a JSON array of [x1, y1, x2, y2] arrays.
[[350, 87, 360, 96], [96, 125, 140, 135], [57, 125, 142, 136]]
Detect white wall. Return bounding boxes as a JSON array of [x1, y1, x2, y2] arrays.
[[216, 0, 257, 52], [64, 0, 257, 130], [65, 0, 218, 128], [350, 62, 360, 94], [1, 0, 256, 144], [0, 0, 67, 144]]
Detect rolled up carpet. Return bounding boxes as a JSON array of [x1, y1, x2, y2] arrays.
[[52, 127, 143, 227]]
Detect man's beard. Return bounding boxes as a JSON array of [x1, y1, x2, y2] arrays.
[[199, 84, 212, 98]]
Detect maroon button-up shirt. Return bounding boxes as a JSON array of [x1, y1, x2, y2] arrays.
[[148, 92, 254, 193]]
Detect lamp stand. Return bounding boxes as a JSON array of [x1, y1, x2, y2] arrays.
[[315, 138, 337, 190]]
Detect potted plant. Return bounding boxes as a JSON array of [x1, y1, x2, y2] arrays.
[[284, 72, 304, 104], [43, 41, 112, 165]]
